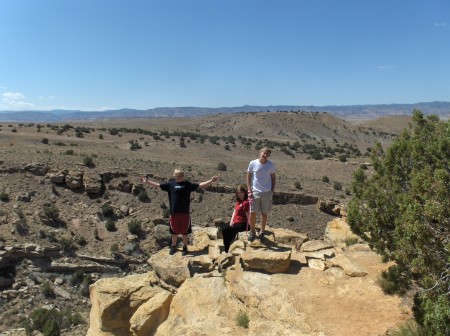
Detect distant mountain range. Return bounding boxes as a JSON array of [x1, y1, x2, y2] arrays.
[[0, 101, 449, 122]]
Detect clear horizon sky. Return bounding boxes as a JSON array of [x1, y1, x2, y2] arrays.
[[1, 0, 449, 111]]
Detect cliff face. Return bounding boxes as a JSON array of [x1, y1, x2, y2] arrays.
[[87, 220, 411, 336]]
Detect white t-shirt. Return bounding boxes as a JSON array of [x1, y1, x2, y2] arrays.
[[247, 159, 276, 192]]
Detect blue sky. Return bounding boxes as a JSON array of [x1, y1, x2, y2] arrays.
[[1, 0, 449, 111]]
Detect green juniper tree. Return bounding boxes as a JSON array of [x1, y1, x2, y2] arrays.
[[348, 110, 449, 335]]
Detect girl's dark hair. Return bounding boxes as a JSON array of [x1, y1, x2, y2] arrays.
[[235, 184, 248, 201]]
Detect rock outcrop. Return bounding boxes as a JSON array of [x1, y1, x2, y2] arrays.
[[86, 219, 410, 336]]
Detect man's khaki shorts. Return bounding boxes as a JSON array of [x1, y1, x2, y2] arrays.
[[250, 191, 273, 213]]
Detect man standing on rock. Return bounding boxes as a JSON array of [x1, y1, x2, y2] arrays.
[[246, 147, 276, 241], [142, 169, 219, 255]]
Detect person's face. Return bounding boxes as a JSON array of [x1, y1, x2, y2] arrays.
[[236, 190, 246, 200], [259, 150, 270, 162], [175, 173, 185, 182]]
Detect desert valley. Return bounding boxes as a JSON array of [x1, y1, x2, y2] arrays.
[[0, 111, 425, 335]]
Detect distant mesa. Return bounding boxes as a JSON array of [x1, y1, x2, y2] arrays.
[[0, 101, 449, 122]]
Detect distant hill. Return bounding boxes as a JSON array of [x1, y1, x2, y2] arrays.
[[0, 101, 448, 122]]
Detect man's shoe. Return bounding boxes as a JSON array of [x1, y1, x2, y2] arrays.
[[182, 245, 188, 256], [169, 245, 177, 255], [257, 232, 265, 241], [248, 231, 256, 242]]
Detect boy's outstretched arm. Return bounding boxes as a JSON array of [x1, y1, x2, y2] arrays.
[[141, 176, 161, 189], [199, 176, 219, 188]]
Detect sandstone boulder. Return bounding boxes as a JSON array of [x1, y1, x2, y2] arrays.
[[155, 276, 244, 336], [271, 227, 308, 249], [189, 255, 214, 273], [84, 173, 103, 194], [325, 254, 368, 277], [300, 240, 333, 252], [65, 170, 83, 190], [241, 250, 291, 273], [25, 162, 49, 176], [147, 250, 191, 287], [190, 229, 212, 251], [317, 198, 339, 215], [129, 291, 173, 336], [324, 217, 359, 245], [109, 179, 133, 193], [154, 225, 171, 247], [87, 271, 170, 336], [47, 170, 66, 184]]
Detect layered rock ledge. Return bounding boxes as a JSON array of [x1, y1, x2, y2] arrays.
[[87, 218, 410, 336]]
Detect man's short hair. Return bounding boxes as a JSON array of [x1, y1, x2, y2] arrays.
[[260, 147, 272, 155]]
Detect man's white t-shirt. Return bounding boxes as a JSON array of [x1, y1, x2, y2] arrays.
[[247, 159, 276, 192]]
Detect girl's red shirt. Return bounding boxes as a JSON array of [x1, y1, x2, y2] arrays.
[[233, 199, 250, 223]]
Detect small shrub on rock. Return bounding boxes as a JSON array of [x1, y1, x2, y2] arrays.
[[310, 151, 323, 160], [137, 190, 150, 202], [59, 237, 76, 254], [43, 204, 60, 220], [128, 219, 142, 235], [75, 236, 87, 246], [235, 310, 249, 329], [105, 219, 117, 232], [79, 276, 91, 297], [62, 309, 84, 326], [217, 162, 227, 171], [345, 237, 358, 246], [101, 204, 114, 217], [129, 139, 141, 150], [25, 307, 62, 336], [333, 181, 343, 191], [15, 219, 29, 236], [0, 192, 9, 202], [322, 175, 330, 183], [83, 156, 94, 167], [70, 269, 85, 286], [94, 228, 100, 240], [41, 281, 55, 298], [110, 243, 119, 257]]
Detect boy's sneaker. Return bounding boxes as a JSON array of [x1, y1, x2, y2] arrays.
[[169, 245, 177, 255], [248, 231, 256, 242], [182, 245, 188, 256], [257, 232, 265, 241]]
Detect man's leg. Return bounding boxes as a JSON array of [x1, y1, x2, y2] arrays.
[[260, 213, 268, 233], [171, 234, 178, 246], [250, 212, 257, 232], [258, 191, 272, 238], [248, 212, 257, 241]]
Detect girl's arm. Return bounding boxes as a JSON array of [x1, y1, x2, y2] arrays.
[[230, 209, 236, 226]]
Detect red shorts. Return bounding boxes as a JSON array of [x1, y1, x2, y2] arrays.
[[169, 213, 192, 235]]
